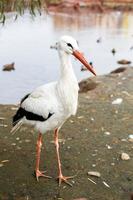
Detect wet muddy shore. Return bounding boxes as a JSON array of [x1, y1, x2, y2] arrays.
[[0, 67, 133, 200]]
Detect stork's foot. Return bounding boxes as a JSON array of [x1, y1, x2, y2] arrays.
[[57, 174, 76, 187], [35, 169, 52, 181]]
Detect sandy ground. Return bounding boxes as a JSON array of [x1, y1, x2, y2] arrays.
[[0, 67, 133, 200]]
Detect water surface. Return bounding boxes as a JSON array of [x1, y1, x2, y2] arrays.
[[0, 11, 133, 104]]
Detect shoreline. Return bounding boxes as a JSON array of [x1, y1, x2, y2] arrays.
[[47, 0, 133, 13]]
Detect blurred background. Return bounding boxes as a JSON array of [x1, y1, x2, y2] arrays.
[[0, 0, 133, 104]]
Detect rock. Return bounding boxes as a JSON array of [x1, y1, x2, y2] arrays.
[[128, 134, 133, 142], [106, 144, 112, 149], [128, 134, 133, 139], [121, 153, 130, 160], [112, 98, 123, 105], [104, 131, 111, 136], [79, 79, 98, 93], [87, 171, 101, 177], [110, 67, 126, 74]]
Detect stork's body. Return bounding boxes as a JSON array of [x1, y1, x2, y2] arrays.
[[12, 36, 96, 186]]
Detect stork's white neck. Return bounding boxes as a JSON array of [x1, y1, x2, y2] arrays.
[[58, 50, 77, 82], [57, 49, 79, 116]]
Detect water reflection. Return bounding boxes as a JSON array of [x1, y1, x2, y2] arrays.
[[0, 11, 133, 104], [51, 11, 133, 32]]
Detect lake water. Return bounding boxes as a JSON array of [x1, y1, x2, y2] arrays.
[[0, 10, 133, 104]]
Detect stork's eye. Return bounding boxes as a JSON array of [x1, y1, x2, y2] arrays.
[[67, 43, 73, 49]]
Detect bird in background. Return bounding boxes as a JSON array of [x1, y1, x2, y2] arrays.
[[11, 35, 96, 186], [2, 62, 15, 71]]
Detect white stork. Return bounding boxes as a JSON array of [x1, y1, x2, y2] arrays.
[[11, 35, 96, 186]]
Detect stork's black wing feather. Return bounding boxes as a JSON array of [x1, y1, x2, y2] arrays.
[[13, 107, 54, 126], [20, 93, 30, 104]]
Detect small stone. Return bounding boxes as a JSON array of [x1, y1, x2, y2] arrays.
[[11, 143, 16, 146], [92, 164, 96, 167], [111, 163, 115, 166], [90, 117, 94, 121], [16, 146, 22, 150], [1, 160, 9, 163], [128, 134, 133, 139], [121, 138, 127, 142], [128, 138, 133, 142], [88, 171, 101, 177], [112, 98, 123, 105], [115, 110, 118, 114], [11, 107, 18, 111], [16, 137, 20, 141], [70, 120, 74, 123], [106, 144, 112, 149], [77, 116, 84, 119], [25, 139, 31, 143], [0, 117, 5, 120], [0, 124, 8, 127], [104, 131, 111, 136], [0, 164, 4, 167], [121, 153, 130, 160], [121, 77, 126, 80]]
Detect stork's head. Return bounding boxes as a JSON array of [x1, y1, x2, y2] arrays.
[[57, 35, 96, 76]]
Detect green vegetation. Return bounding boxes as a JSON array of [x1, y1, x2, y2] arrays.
[[0, 0, 46, 24], [0, 0, 62, 24]]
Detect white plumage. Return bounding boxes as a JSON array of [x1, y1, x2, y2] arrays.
[[11, 35, 96, 186]]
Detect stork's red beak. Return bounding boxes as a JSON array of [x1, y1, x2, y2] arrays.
[[73, 50, 96, 76]]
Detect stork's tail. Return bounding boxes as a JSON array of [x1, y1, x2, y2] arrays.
[[10, 120, 23, 135], [11, 107, 24, 134]]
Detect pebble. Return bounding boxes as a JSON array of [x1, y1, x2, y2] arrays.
[[16, 146, 22, 150], [25, 139, 31, 143], [121, 138, 127, 142], [88, 171, 101, 177], [11, 107, 18, 110], [90, 117, 94, 121], [0, 164, 4, 167], [0, 124, 8, 127], [0, 117, 5, 120], [104, 131, 111, 136], [70, 120, 74, 123], [106, 144, 112, 149], [77, 116, 84, 119], [121, 153, 130, 160], [112, 98, 123, 105], [115, 110, 118, 114], [11, 143, 16, 146], [111, 163, 115, 166], [1, 160, 9, 163], [128, 134, 133, 139]]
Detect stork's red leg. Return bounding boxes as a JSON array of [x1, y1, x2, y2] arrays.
[[35, 132, 51, 181], [54, 128, 75, 186]]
